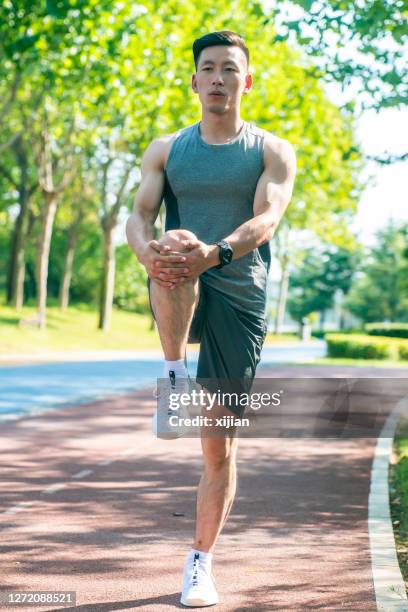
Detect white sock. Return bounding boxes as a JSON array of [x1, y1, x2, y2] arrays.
[[163, 359, 188, 378], [189, 548, 212, 566]]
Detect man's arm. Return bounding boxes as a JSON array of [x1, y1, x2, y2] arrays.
[[126, 138, 188, 288], [179, 136, 297, 276], [222, 136, 296, 261]]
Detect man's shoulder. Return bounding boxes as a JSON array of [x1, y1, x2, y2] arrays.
[[148, 125, 194, 167], [247, 123, 294, 156], [152, 123, 195, 147], [259, 128, 296, 168]]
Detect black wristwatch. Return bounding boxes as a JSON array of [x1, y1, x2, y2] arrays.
[[215, 240, 233, 269]]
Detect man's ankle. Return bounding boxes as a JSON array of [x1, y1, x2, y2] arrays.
[[188, 548, 213, 564], [163, 359, 188, 378]]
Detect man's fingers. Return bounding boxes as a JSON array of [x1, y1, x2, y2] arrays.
[[158, 267, 189, 276], [152, 278, 175, 289], [148, 240, 172, 254], [156, 262, 189, 271], [159, 274, 188, 283], [181, 240, 200, 249], [148, 240, 162, 253], [154, 255, 187, 265]]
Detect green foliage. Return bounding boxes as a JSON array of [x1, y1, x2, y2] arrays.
[[326, 332, 408, 360], [390, 418, 408, 584], [287, 245, 359, 322], [114, 244, 149, 313], [399, 345, 408, 360], [265, 0, 408, 119], [365, 323, 408, 338], [69, 228, 102, 304], [344, 221, 408, 323], [0, 0, 382, 320], [0, 215, 12, 293]]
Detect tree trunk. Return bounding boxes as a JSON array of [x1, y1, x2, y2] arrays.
[[8, 197, 30, 309], [12, 235, 27, 310], [59, 226, 77, 310], [36, 192, 58, 329], [274, 258, 289, 334], [6, 137, 32, 309], [98, 226, 116, 332]]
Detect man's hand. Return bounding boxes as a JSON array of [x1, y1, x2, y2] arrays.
[[141, 240, 190, 289], [166, 238, 218, 284]]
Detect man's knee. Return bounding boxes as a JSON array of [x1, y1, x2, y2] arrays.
[[202, 437, 238, 471], [159, 229, 198, 253]]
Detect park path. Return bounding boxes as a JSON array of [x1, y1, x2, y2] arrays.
[[0, 341, 326, 422], [0, 365, 407, 611]]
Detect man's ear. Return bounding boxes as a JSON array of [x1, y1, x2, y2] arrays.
[[243, 73, 253, 95], [192, 73, 198, 93]]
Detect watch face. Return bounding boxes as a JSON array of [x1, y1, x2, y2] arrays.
[[216, 241, 233, 268], [224, 248, 233, 263], [220, 244, 233, 265]]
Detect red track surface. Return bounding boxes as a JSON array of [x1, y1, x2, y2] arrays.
[[0, 365, 407, 611]]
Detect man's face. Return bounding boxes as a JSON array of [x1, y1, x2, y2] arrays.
[[192, 45, 252, 114]]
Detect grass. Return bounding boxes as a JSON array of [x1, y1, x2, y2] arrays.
[[0, 304, 160, 353], [265, 332, 300, 343], [0, 304, 300, 355], [305, 357, 408, 368], [1, 304, 407, 368], [390, 416, 408, 595]]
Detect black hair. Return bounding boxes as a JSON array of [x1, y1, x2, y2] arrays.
[[192, 30, 249, 70]]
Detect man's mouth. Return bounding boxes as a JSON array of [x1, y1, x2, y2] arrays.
[[209, 92, 225, 97]]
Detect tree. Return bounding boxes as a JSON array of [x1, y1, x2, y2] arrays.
[[287, 244, 359, 325], [0, 0, 369, 332], [266, 1, 407, 115], [344, 221, 408, 323], [55, 156, 99, 310], [3, 133, 38, 309]]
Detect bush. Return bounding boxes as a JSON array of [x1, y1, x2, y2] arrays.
[[399, 345, 408, 361], [365, 323, 408, 339], [311, 329, 327, 339], [325, 333, 407, 360], [312, 328, 363, 339]]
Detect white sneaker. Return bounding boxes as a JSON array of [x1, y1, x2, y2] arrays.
[[180, 552, 219, 607], [152, 370, 191, 440]]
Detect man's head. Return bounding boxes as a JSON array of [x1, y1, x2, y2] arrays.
[[193, 31, 249, 71], [192, 30, 252, 115]]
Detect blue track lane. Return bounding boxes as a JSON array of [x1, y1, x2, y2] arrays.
[[0, 342, 326, 421]]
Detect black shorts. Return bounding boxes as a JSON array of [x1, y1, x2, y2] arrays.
[[147, 277, 267, 417]]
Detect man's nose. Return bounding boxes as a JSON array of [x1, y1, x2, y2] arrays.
[[212, 73, 224, 85]]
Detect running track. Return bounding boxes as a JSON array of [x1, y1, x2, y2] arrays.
[[0, 364, 407, 610]]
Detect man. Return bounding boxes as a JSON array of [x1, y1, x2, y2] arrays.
[[126, 30, 296, 607]]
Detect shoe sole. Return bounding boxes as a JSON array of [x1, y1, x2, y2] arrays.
[[180, 596, 219, 607]]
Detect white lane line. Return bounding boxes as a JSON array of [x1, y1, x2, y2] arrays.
[[2, 447, 140, 516], [42, 483, 66, 494], [71, 469, 93, 480], [2, 501, 33, 515], [369, 395, 408, 610]]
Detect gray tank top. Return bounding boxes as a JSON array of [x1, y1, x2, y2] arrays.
[[163, 120, 271, 317]]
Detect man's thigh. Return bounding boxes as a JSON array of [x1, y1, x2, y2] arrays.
[[146, 276, 207, 344], [196, 287, 267, 418]]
